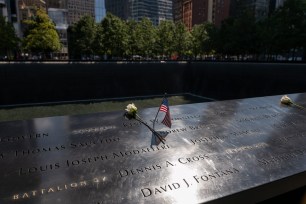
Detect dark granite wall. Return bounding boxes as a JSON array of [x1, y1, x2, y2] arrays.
[[0, 61, 305, 106], [187, 62, 306, 100]]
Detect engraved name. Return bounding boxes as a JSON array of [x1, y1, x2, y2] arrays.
[[141, 179, 188, 197], [111, 145, 171, 159], [190, 129, 261, 145], [119, 154, 209, 178], [226, 143, 268, 154], [17, 145, 171, 176], [248, 105, 273, 110], [272, 120, 299, 129], [192, 167, 240, 184], [236, 113, 282, 122], [65, 145, 171, 169], [71, 126, 116, 135], [19, 162, 60, 175], [0, 133, 48, 143], [141, 167, 239, 197], [258, 148, 306, 166], [13, 137, 119, 158], [273, 131, 306, 143]]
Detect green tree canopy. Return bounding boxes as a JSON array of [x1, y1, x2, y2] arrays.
[[215, 11, 258, 59], [65, 0, 306, 61], [136, 18, 156, 58], [271, 0, 306, 59], [68, 15, 97, 59], [0, 16, 19, 59], [126, 20, 139, 57], [93, 23, 104, 58], [190, 24, 204, 58], [23, 8, 61, 58], [101, 13, 129, 59], [156, 20, 175, 59], [173, 21, 191, 58]]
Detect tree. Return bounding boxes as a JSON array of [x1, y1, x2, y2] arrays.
[[101, 13, 129, 59], [216, 11, 258, 59], [93, 23, 104, 59], [22, 8, 61, 59], [257, 16, 280, 60], [232, 11, 259, 57], [203, 23, 218, 56], [0, 16, 19, 59], [126, 20, 139, 58], [214, 17, 237, 57], [156, 20, 175, 59], [271, 0, 306, 60], [68, 15, 97, 59], [191, 23, 215, 59], [173, 21, 191, 59], [191, 24, 204, 58], [135, 18, 156, 58]]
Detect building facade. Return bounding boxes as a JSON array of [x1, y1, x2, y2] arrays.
[[172, 0, 182, 23], [105, 0, 129, 20], [182, 0, 192, 30], [173, 0, 230, 30], [18, 0, 46, 21], [46, 0, 67, 8], [46, 0, 106, 58], [230, 0, 270, 20], [45, 0, 105, 24], [66, 0, 95, 25], [212, 0, 231, 27], [105, 0, 173, 26], [15, 0, 46, 37]]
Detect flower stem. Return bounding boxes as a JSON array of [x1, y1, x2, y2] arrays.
[[292, 102, 305, 110], [135, 115, 165, 144]]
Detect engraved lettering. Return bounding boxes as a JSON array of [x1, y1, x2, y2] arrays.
[[0, 133, 48, 143], [193, 168, 239, 184], [15, 145, 65, 157], [71, 126, 116, 135], [183, 179, 190, 188], [141, 180, 186, 198], [230, 129, 260, 136], [236, 113, 282, 122], [32, 191, 37, 196], [141, 188, 152, 197], [226, 143, 268, 154], [248, 105, 272, 110], [19, 163, 60, 175], [112, 145, 171, 159], [48, 188, 54, 193], [118, 164, 162, 177], [178, 154, 209, 164], [66, 155, 108, 168], [258, 148, 306, 166], [165, 161, 175, 167], [272, 120, 299, 129], [11, 179, 89, 200]]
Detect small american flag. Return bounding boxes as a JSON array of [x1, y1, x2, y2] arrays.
[[159, 98, 171, 128]]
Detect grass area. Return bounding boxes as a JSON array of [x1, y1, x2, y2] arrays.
[[0, 94, 211, 122]]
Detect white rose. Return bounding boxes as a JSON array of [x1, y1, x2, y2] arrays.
[[125, 103, 137, 113], [280, 95, 292, 105]]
